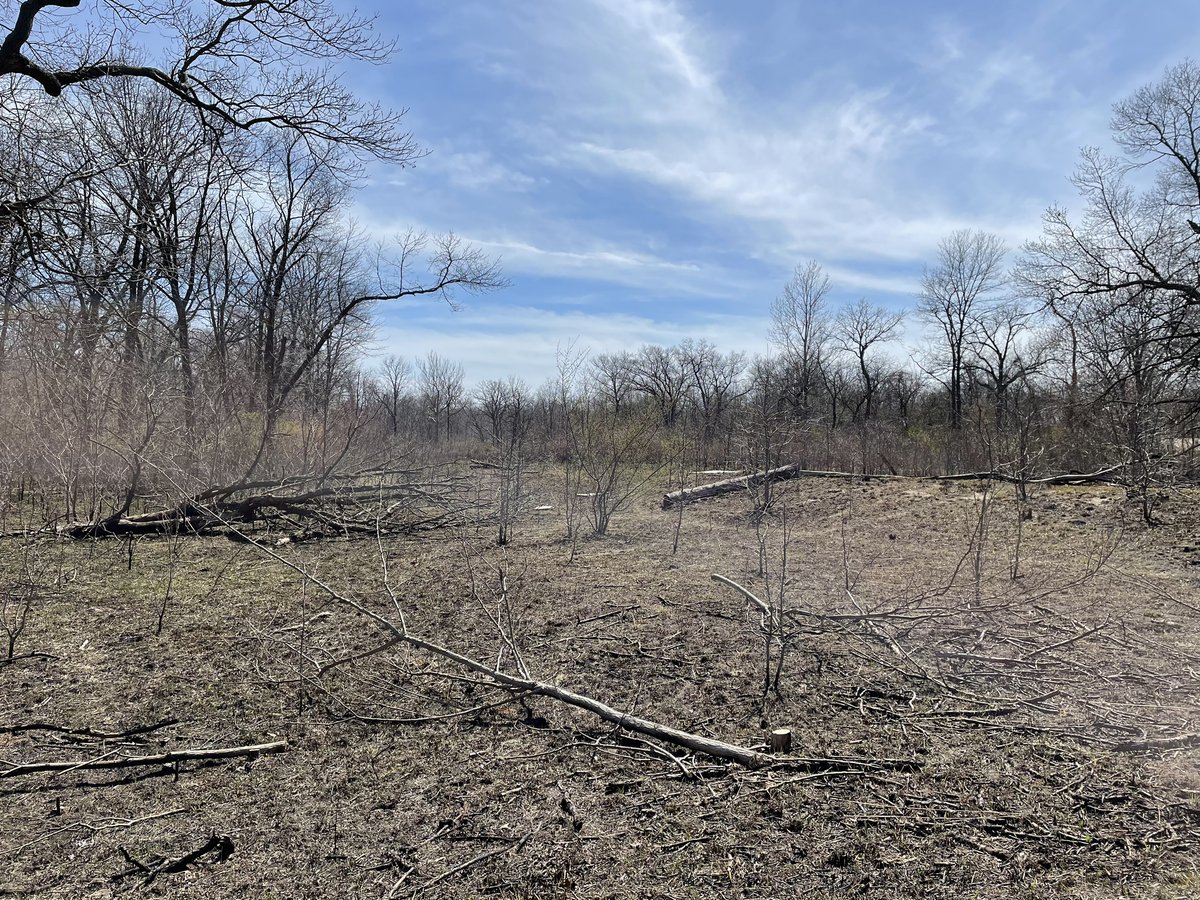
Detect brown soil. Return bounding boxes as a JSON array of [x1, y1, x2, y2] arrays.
[[4, 472, 1200, 898]]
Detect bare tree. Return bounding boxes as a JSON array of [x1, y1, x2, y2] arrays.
[[965, 299, 1041, 431], [818, 358, 855, 433], [741, 356, 793, 515], [919, 230, 1007, 430], [553, 340, 589, 545], [0, 0, 418, 184], [1016, 59, 1200, 507], [627, 344, 689, 427], [590, 350, 634, 415], [1076, 287, 1191, 522], [887, 369, 925, 430], [374, 355, 412, 438], [473, 377, 511, 447], [489, 377, 530, 546], [679, 337, 746, 456], [1018, 59, 1200, 397], [80, 79, 244, 438], [417, 351, 466, 444], [833, 298, 903, 423], [567, 401, 662, 537], [770, 260, 832, 420]]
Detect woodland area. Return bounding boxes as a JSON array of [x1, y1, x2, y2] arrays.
[[3, 2, 1200, 898], [0, 6, 1198, 536]]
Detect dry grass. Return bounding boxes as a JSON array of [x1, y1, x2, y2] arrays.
[[3, 470, 1200, 898]]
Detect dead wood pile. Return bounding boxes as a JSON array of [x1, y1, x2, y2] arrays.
[[56, 467, 487, 541]]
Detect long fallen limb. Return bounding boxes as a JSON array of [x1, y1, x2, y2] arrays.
[[1, 741, 286, 778], [709, 573, 771, 616], [397, 631, 774, 768], [936, 464, 1125, 486], [0, 717, 178, 740], [662, 463, 1129, 509], [408, 632, 916, 771], [258, 545, 914, 772], [1112, 733, 1200, 752]]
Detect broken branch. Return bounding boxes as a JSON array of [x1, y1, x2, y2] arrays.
[[1, 741, 286, 778]]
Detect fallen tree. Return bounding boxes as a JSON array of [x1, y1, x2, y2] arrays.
[[52, 467, 489, 541], [257, 541, 919, 774], [934, 464, 1125, 486], [662, 464, 1128, 508], [662, 464, 810, 508]]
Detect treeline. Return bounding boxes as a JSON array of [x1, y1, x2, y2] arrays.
[[0, 78, 500, 522], [2, 57, 1200, 527]]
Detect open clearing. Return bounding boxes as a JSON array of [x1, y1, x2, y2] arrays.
[[4, 473, 1200, 898]]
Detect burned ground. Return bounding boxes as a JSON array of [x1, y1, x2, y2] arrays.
[[3, 473, 1200, 898]]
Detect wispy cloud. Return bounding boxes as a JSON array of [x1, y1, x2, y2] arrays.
[[348, 199, 757, 299], [453, 0, 1030, 270], [416, 147, 537, 193], [358, 0, 1200, 385], [466, 235, 722, 292], [371, 303, 771, 387]]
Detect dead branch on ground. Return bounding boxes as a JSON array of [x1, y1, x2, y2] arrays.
[[1, 741, 286, 778], [250, 538, 918, 773], [663, 463, 1128, 508], [55, 466, 489, 541], [113, 833, 235, 887]]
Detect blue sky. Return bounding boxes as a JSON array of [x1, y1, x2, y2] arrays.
[[341, 0, 1200, 388]]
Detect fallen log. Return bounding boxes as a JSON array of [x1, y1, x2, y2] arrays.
[[663, 463, 1129, 508], [935, 464, 1125, 486], [663, 465, 802, 508], [386, 631, 919, 772], [57, 514, 214, 539], [0, 717, 178, 741], [0, 740, 286, 778], [249, 540, 919, 774]]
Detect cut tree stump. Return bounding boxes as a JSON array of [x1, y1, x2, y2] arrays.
[[770, 728, 793, 754]]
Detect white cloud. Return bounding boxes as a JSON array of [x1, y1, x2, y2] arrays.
[[474, 0, 1038, 273], [367, 0, 1169, 336], [600, 0, 720, 96], [348, 198, 760, 300], [822, 264, 921, 298], [370, 303, 771, 388], [416, 146, 537, 193]]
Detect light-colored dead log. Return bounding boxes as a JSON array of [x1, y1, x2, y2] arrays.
[[935, 464, 1124, 486], [662, 463, 1129, 509], [709, 573, 771, 616], [398, 631, 775, 767], [392, 623, 916, 772], [662, 464, 805, 508], [1, 740, 287, 778]]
